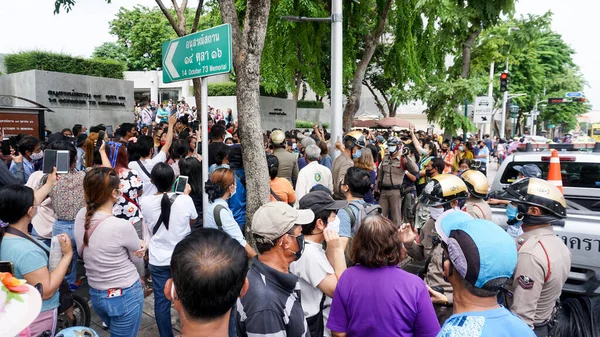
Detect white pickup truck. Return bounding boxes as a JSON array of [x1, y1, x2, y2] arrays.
[[490, 147, 600, 296]]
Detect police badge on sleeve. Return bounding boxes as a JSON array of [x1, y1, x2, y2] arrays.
[[518, 275, 534, 289]]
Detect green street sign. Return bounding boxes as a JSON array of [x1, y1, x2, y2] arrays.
[[162, 24, 232, 83], [548, 124, 556, 128]]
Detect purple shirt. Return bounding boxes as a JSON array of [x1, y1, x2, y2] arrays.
[[327, 265, 440, 337]]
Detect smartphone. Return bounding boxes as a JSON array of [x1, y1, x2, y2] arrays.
[[106, 125, 114, 139], [0, 261, 14, 274], [43, 149, 58, 174], [9, 137, 19, 156], [1, 138, 9, 156], [197, 141, 202, 154], [174, 175, 188, 194], [191, 120, 199, 132], [56, 150, 70, 174], [96, 130, 105, 151]]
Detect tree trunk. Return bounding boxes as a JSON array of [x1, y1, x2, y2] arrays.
[[461, 28, 481, 79], [219, 0, 271, 230], [192, 78, 203, 121], [342, 0, 393, 131]]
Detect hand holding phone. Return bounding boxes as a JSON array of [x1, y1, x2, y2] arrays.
[[174, 176, 189, 194]]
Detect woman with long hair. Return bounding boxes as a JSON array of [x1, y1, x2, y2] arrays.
[[0, 179, 73, 337], [74, 167, 145, 336], [267, 155, 295, 205], [140, 163, 197, 337], [327, 215, 440, 336], [354, 147, 377, 204], [179, 156, 204, 229], [205, 167, 256, 258]]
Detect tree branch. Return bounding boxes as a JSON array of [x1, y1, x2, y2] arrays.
[[218, 0, 244, 68], [367, 0, 393, 47], [363, 79, 387, 117], [156, 0, 184, 36], [191, 0, 205, 33], [171, 0, 181, 13]]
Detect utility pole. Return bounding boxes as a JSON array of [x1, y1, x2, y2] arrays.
[[500, 27, 519, 139]]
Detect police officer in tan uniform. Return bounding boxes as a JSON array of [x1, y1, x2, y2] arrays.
[[377, 137, 418, 225], [400, 174, 469, 324], [271, 130, 298, 185], [460, 169, 493, 220], [499, 178, 571, 336]]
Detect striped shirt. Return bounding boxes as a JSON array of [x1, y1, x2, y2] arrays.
[[237, 256, 308, 337]]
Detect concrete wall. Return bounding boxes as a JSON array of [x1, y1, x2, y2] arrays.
[[297, 108, 330, 124], [0, 70, 134, 132]]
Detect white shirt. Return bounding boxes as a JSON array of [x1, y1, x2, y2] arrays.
[[289, 240, 334, 333], [140, 193, 197, 266], [205, 198, 247, 247], [295, 161, 333, 206], [128, 151, 167, 197]]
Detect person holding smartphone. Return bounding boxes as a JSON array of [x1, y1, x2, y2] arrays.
[[0, 173, 74, 337], [140, 163, 196, 337]]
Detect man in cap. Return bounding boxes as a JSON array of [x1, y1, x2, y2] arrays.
[[332, 131, 364, 199], [291, 191, 348, 337], [435, 211, 535, 336], [271, 129, 299, 185], [377, 136, 418, 225], [237, 202, 315, 337], [499, 178, 571, 336]]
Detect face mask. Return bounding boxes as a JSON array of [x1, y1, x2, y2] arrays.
[[425, 169, 433, 177], [441, 148, 448, 153], [171, 284, 176, 302], [459, 169, 467, 173], [388, 146, 397, 154], [458, 146, 465, 152], [506, 203, 518, 220], [327, 216, 341, 234], [292, 143, 297, 150], [479, 145, 484, 149], [229, 185, 237, 198], [284, 234, 305, 261], [422, 149, 429, 156], [30, 152, 44, 161], [429, 206, 444, 220], [353, 149, 362, 159]]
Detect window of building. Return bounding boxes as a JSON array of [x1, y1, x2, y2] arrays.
[[134, 91, 151, 105], [159, 89, 180, 104]]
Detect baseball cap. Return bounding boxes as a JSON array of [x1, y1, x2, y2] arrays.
[[299, 191, 347, 215], [252, 202, 315, 243], [376, 135, 385, 143], [435, 210, 517, 289], [513, 164, 542, 178]]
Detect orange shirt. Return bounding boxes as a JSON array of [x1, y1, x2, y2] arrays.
[[442, 151, 455, 174], [270, 177, 296, 204]]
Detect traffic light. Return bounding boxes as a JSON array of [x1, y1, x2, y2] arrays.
[[500, 72, 509, 92]]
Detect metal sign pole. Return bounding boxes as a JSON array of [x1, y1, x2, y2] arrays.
[[201, 78, 209, 226]]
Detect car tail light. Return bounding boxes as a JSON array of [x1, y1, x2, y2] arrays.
[[541, 156, 576, 162]]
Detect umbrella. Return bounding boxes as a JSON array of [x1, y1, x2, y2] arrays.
[[376, 117, 414, 129], [352, 119, 379, 128]]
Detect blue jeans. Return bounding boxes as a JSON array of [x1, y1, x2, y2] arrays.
[[31, 227, 51, 248], [90, 280, 144, 337], [149, 264, 174, 337], [53, 219, 77, 285]]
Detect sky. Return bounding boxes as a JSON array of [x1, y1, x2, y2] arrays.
[[0, 0, 597, 111]]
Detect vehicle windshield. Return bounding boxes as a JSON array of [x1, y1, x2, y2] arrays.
[[500, 161, 600, 188]]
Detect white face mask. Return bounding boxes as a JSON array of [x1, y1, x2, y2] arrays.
[[388, 146, 397, 154], [229, 184, 237, 198], [171, 284, 176, 302], [30, 151, 43, 161], [429, 206, 444, 220], [327, 215, 341, 234]]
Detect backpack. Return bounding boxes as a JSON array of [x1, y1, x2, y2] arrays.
[[343, 200, 382, 236]]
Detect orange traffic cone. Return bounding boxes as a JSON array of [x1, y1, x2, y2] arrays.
[[547, 149, 564, 194]]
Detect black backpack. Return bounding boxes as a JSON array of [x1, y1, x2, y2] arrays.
[[342, 200, 382, 235]]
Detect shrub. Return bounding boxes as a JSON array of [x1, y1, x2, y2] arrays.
[[297, 100, 324, 109], [208, 82, 288, 98], [4, 51, 125, 79], [296, 120, 329, 129]]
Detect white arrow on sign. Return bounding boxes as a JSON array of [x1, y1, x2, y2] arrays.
[[165, 41, 180, 79]]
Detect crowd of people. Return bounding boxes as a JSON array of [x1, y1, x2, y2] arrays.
[[0, 103, 572, 337]]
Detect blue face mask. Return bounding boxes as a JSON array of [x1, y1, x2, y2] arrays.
[[506, 203, 518, 220], [353, 149, 362, 159]]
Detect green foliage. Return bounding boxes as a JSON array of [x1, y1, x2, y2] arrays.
[[208, 82, 288, 98], [296, 120, 329, 129], [54, 0, 111, 14], [297, 100, 324, 109], [99, 4, 222, 71], [92, 42, 129, 67], [4, 51, 125, 79]]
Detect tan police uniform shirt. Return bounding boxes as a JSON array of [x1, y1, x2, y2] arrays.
[[463, 198, 493, 220], [405, 218, 454, 303], [377, 153, 418, 188], [273, 148, 299, 184], [332, 154, 354, 199], [508, 226, 571, 327]]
